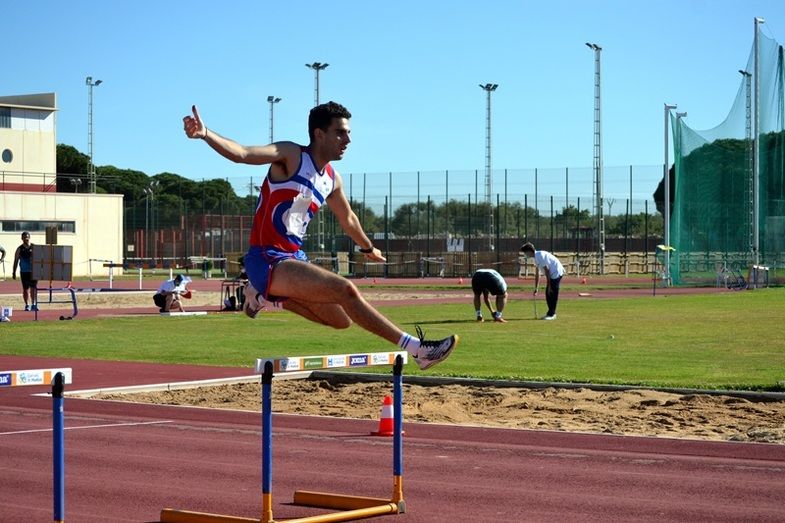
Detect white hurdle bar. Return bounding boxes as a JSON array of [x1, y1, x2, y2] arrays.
[[0, 368, 73, 388]]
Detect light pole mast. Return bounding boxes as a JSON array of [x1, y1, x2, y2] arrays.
[[306, 62, 330, 251], [753, 17, 764, 265], [305, 62, 329, 106], [479, 83, 498, 251], [267, 96, 281, 143], [663, 103, 677, 284], [586, 43, 605, 274], [739, 69, 753, 254], [86, 76, 102, 193]]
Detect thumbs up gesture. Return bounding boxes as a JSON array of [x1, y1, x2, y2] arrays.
[[183, 105, 207, 139]]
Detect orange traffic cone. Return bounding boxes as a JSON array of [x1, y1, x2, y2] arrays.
[[371, 395, 401, 437]]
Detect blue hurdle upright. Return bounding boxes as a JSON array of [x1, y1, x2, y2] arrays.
[[161, 351, 407, 523], [0, 368, 72, 522]]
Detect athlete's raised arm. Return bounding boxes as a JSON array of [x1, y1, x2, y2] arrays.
[[183, 105, 299, 173]]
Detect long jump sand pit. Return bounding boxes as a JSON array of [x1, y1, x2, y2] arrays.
[[96, 375, 785, 444]]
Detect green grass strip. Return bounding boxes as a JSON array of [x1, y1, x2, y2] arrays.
[[2, 289, 783, 391]]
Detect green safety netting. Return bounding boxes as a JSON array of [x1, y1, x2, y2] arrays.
[[670, 29, 785, 284]]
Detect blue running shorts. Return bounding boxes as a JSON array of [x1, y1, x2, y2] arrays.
[[244, 246, 308, 301]]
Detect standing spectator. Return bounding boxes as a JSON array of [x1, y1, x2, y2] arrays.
[[12, 232, 38, 311], [0, 244, 6, 279], [471, 269, 508, 323], [520, 242, 565, 320]]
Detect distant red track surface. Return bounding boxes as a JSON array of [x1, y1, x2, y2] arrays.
[[0, 276, 728, 323]]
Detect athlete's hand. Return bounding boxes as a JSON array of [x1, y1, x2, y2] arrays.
[[12, 273, 16, 280], [183, 105, 207, 139], [363, 247, 386, 263]]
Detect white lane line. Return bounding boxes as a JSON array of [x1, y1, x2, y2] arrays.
[[0, 420, 173, 436]]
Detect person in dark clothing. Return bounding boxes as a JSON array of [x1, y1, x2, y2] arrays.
[[471, 268, 508, 323], [12, 232, 38, 311]]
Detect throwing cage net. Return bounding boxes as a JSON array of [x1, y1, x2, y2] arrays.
[[670, 27, 785, 285]]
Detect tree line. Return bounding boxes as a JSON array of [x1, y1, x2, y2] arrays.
[[57, 143, 662, 238]]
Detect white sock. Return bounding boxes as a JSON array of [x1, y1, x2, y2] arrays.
[[398, 333, 421, 356], [476, 310, 482, 317]]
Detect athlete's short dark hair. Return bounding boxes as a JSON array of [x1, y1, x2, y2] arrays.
[[308, 101, 351, 141]]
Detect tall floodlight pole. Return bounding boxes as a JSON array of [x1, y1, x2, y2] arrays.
[[267, 96, 281, 143], [306, 62, 329, 250], [305, 62, 329, 106], [479, 83, 498, 251], [753, 17, 764, 265], [586, 43, 605, 274], [740, 69, 754, 254], [143, 180, 159, 259], [86, 76, 103, 193], [663, 103, 677, 285]]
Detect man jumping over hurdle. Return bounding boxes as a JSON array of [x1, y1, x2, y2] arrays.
[[183, 102, 457, 370]]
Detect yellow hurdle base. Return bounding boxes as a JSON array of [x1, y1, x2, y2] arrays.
[[160, 508, 259, 523], [162, 491, 404, 523]]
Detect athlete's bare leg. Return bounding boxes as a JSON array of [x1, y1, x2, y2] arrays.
[[268, 260, 403, 344], [283, 299, 351, 328]]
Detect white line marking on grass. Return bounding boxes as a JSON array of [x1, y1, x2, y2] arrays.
[[0, 420, 173, 436]]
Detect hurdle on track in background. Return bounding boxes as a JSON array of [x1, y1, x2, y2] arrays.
[[1, 369, 70, 523], [35, 288, 79, 321], [161, 351, 408, 523]]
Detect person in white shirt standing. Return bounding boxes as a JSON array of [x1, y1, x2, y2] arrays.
[[520, 242, 565, 320]]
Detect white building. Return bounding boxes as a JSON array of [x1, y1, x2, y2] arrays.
[[0, 93, 123, 279]]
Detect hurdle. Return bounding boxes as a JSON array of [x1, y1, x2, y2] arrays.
[[34, 287, 79, 321], [0, 369, 71, 522], [161, 351, 407, 523]]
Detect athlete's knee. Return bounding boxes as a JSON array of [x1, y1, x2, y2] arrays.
[[336, 278, 362, 301]]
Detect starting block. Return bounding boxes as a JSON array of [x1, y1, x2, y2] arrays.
[[161, 351, 407, 523]]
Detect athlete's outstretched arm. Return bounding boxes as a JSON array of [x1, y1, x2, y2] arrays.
[[327, 174, 385, 262], [183, 105, 299, 171]]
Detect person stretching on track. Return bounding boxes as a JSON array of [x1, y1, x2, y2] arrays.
[[183, 101, 457, 370], [470, 268, 508, 323], [520, 242, 565, 320]]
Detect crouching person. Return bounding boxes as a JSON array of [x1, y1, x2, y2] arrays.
[[153, 274, 192, 313]]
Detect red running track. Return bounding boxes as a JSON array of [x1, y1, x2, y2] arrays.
[[1, 355, 784, 522]]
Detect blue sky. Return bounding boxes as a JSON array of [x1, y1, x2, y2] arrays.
[[4, 0, 783, 202]]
